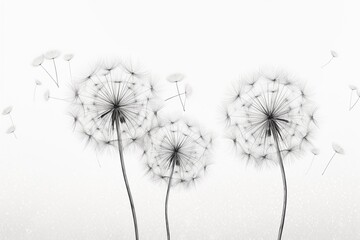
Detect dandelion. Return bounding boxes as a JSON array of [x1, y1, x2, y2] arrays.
[[63, 54, 74, 81], [348, 85, 357, 110], [44, 50, 61, 87], [321, 50, 338, 68], [68, 60, 158, 240], [143, 118, 213, 240], [322, 143, 345, 175], [223, 70, 317, 240], [349, 89, 360, 111], [32, 54, 58, 87], [305, 148, 320, 174], [166, 73, 187, 111]]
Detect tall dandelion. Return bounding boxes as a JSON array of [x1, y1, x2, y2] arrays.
[[143, 118, 213, 240], [68, 60, 158, 240], [223, 70, 317, 240]]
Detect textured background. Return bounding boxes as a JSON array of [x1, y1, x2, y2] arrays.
[[1, 0, 359, 239]]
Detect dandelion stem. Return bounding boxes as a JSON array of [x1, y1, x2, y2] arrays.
[[349, 91, 354, 110], [322, 152, 336, 175], [115, 119, 139, 240], [165, 159, 176, 240], [52, 59, 59, 87], [273, 132, 287, 240], [12, 131, 17, 139], [68, 61, 73, 82], [40, 64, 58, 87], [165, 92, 185, 101], [306, 155, 316, 175], [350, 96, 360, 111], [175, 82, 185, 111], [321, 57, 333, 68], [33, 85, 37, 101]]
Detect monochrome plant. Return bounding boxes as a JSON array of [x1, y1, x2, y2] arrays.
[[306, 148, 320, 174], [223, 70, 317, 240], [143, 117, 213, 240], [67, 59, 158, 240], [349, 85, 360, 111], [2, 105, 17, 138]]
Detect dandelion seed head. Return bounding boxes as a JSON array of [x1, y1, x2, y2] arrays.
[[44, 50, 61, 60], [2, 106, 13, 115], [331, 50, 338, 58], [332, 143, 344, 155], [68, 59, 157, 152], [6, 125, 16, 134], [63, 54, 74, 61], [223, 70, 316, 167], [144, 118, 212, 187], [349, 84, 357, 90], [32, 55, 44, 67], [311, 148, 320, 156], [167, 73, 185, 83]]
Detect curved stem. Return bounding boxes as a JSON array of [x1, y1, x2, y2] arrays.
[[115, 119, 139, 240], [350, 96, 360, 111], [321, 57, 333, 68], [322, 152, 336, 175], [165, 160, 176, 240], [273, 133, 287, 240], [175, 82, 185, 111]]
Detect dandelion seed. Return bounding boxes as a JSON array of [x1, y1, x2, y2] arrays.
[[305, 148, 320, 174], [44, 50, 61, 87], [166, 73, 186, 111], [32, 55, 58, 87], [350, 89, 360, 111], [6, 125, 17, 139], [349, 85, 357, 110], [223, 70, 316, 240], [2, 105, 15, 126], [68, 59, 157, 240], [143, 118, 212, 240], [321, 50, 338, 68], [64, 53, 74, 82], [322, 143, 344, 175], [33, 80, 42, 101]]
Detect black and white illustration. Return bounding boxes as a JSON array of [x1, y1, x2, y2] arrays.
[[1, 0, 359, 239]]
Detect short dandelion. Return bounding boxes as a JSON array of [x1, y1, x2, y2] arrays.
[[63, 53, 74, 81], [143, 118, 213, 240]]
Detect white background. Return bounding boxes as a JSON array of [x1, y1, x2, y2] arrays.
[[1, 0, 360, 239]]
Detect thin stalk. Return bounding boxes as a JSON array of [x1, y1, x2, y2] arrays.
[[115, 119, 139, 240], [33, 85, 37, 101], [165, 160, 176, 240], [175, 82, 185, 111], [321, 57, 333, 68], [52, 59, 59, 87], [273, 133, 287, 240], [68, 61, 73, 82], [349, 91, 354, 110], [306, 155, 316, 175], [322, 152, 336, 175], [8, 114, 14, 126], [350, 96, 360, 111], [40, 64, 58, 87], [165, 92, 185, 101]]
